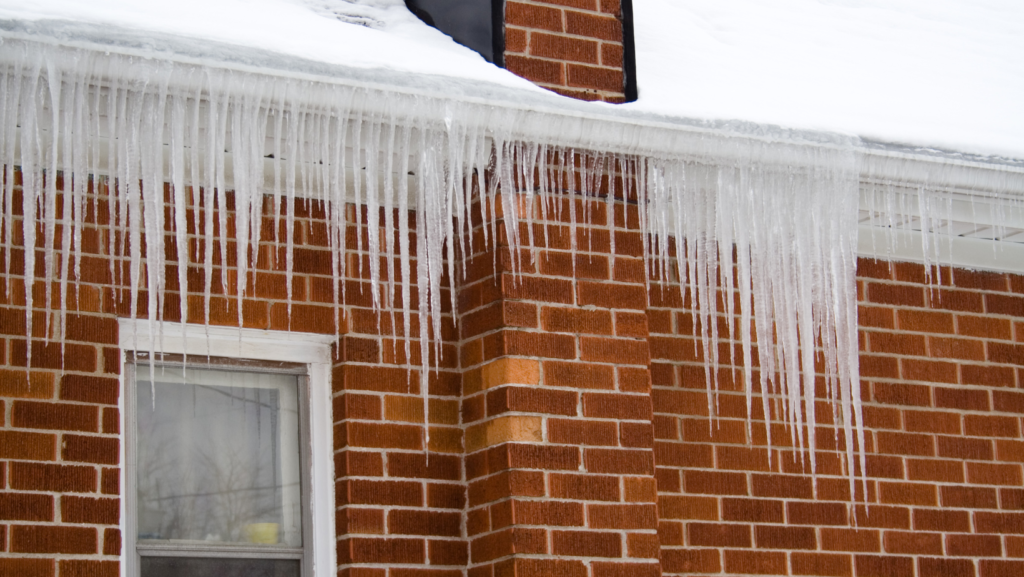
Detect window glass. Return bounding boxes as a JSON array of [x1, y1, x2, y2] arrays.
[[141, 557, 300, 577], [135, 366, 302, 548]]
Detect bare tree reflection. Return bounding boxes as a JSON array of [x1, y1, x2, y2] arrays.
[[137, 381, 299, 545]]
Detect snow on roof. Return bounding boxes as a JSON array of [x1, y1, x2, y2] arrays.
[[0, 0, 535, 88], [630, 0, 1024, 160], [0, 0, 1022, 160]]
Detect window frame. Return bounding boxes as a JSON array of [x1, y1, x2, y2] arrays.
[[119, 320, 336, 577]]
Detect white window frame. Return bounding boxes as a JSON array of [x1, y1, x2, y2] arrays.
[[118, 319, 336, 577]]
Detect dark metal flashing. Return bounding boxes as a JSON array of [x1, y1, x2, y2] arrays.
[[620, 0, 638, 102]]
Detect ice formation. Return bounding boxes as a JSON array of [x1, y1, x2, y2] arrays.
[[2, 39, 1023, 494]]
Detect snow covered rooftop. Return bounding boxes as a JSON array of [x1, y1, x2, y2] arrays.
[[1, 0, 1022, 160], [633, 0, 1024, 160]]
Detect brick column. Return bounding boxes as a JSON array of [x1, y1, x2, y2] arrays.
[[332, 205, 468, 576], [460, 179, 661, 577]]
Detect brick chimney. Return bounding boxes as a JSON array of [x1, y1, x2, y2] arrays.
[[405, 0, 637, 103], [504, 0, 636, 103]]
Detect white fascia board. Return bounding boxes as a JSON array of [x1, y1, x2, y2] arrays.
[[856, 152, 1024, 273]]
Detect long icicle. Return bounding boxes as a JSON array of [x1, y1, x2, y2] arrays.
[[5, 39, 1021, 494]]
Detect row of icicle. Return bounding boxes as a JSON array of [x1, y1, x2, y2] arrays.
[[2, 39, 1022, 496]]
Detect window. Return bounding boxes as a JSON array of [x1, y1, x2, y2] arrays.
[[119, 321, 336, 577]]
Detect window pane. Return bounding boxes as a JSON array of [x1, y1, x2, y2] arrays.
[[136, 366, 302, 547], [141, 556, 300, 577]]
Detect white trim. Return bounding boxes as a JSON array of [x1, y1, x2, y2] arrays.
[[117, 321, 336, 364], [118, 319, 336, 577], [857, 225, 1024, 274]]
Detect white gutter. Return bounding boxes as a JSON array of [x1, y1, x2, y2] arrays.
[[3, 18, 1022, 178]]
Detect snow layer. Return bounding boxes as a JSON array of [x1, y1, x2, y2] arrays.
[[1, 0, 1022, 158], [630, 0, 1024, 159], [0, 0, 536, 90]]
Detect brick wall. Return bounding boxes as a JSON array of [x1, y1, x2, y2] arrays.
[[2, 163, 1023, 577], [1, 175, 123, 577], [650, 259, 1024, 577], [504, 0, 629, 102]]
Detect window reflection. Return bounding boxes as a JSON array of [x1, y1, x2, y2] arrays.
[[136, 367, 302, 548]]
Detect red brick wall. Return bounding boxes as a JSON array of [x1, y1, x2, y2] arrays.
[[504, 0, 628, 102], [650, 259, 1024, 577], [1, 175, 123, 577], [2, 165, 1023, 577], [333, 202, 467, 576]]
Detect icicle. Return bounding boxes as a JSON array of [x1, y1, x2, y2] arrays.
[[57, 63, 76, 347], [394, 122, 412, 370], [283, 87, 299, 322], [43, 59, 62, 344], [350, 99, 364, 281], [1, 54, 23, 300], [19, 56, 43, 369], [212, 84, 229, 302], [170, 92, 188, 332], [442, 109, 460, 319], [329, 87, 354, 338], [69, 68, 89, 312], [5, 38, 1022, 494], [200, 80, 217, 334], [106, 73, 120, 290], [382, 104, 398, 347], [414, 121, 431, 453], [365, 107, 382, 310]]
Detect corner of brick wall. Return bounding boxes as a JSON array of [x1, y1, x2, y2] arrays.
[[458, 163, 662, 576], [504, 0, 627, 103], [332, 206, 469, 574]]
